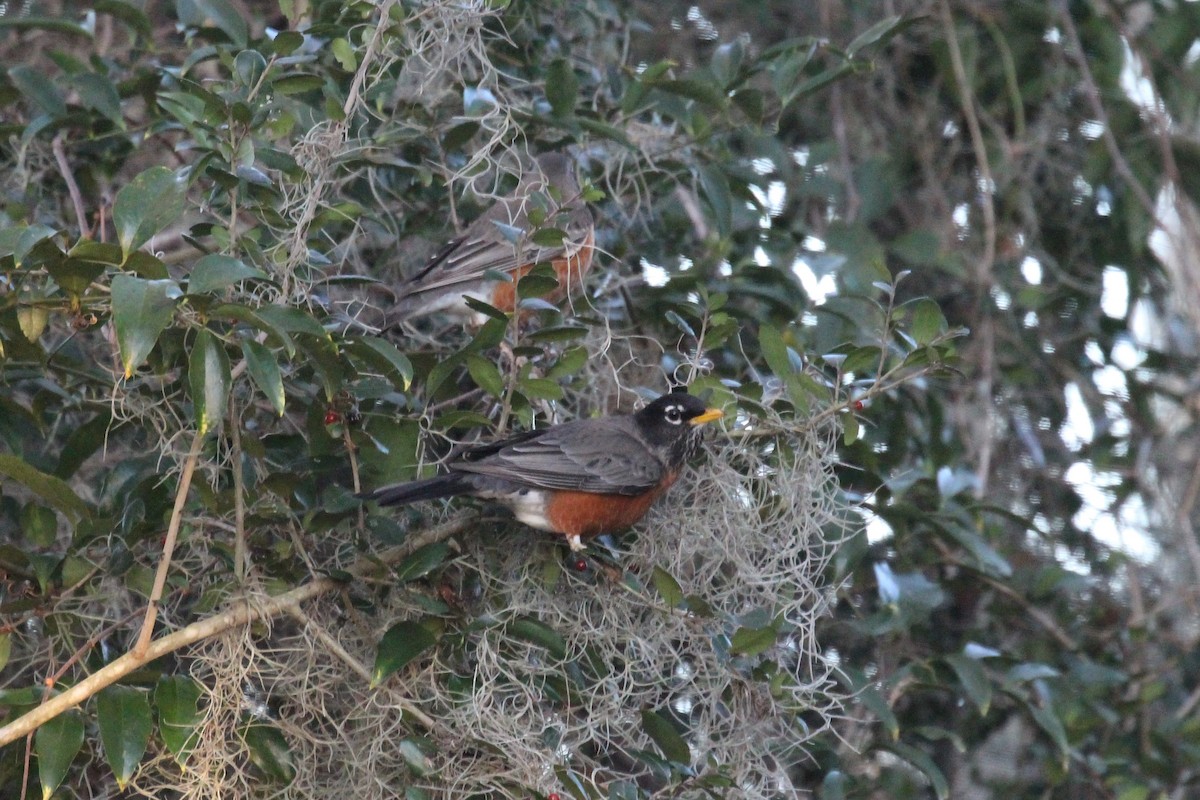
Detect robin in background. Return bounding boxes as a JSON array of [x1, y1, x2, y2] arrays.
[[358, 389, 723, 551], [389, 152, 595, 321]]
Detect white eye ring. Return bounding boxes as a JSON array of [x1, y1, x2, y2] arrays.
[[665, 405, 683, 424]]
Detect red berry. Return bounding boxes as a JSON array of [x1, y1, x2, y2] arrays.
[[852, 399, 865, 411], [324, 410, 340, 425], [549, 794, 561, 800], [573, 559, 587, 572]]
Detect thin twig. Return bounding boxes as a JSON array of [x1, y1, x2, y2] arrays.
[[52, 133, 89, 238], [133, 430, 205, 657]]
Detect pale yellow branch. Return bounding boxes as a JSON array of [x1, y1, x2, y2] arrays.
[[134, 430, 205, 656], [0, 516, 469, 748]]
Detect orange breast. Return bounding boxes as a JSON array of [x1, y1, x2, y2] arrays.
[[489, 229, 595, 313], [542, 469, 678, 539]]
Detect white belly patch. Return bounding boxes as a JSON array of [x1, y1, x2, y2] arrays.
[[478, 488, 552, 531]]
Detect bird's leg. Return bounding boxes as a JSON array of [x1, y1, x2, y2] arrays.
[[566, 533, 585, 552]]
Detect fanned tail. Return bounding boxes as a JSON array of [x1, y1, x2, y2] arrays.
[[356, 472, 468, 507]]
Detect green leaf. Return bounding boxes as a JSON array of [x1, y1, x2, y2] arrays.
[[640, 709, 690, 764], [73, 72, 123, 126], [506, 617, 568, 660], [659, 78, 728, 109], [17, 305, 49, 343], [856, 683, 899, 739], [936, 519, 1012, 577], [21, 502, 57, 547], [398, 739, 432, 776], [0, 633, 11, 673], [944, 653, 992, 715], [189, 329, 232, 437], [97, 685, 152, 789], [241, 340, 285, 416], [186, 0, 248, 46], [759, 325, 792, 377], [242, 723, 295, 784], [272, 73, 324, 95], [393, 542, 450, 583], [697, 165, 732, 239], [9, 65, 66, 117], [517, 377, 563, 401], [0, 455, 90, 521], [210, 303, 296, 356], [908, 298, 947, 345], [0, 17, 91, 39], [652, 566, 685, 608], [845, 14, 908, 57], [729, 625, 777, 657], [347, 337, 414, 390], [113, 167, 188, 257], [546, 58, 578, 117], [371, 620, 438, 688], [36, 709, 85, 800], [843, 413, 860, 445], [155, 676, 202, 762], [332, 37, 357, 71], [466, 354, 505, 398], [881, 741, 949, 800], [187, 254, 269, 295], [95, 0, 152, 38], [111, 275, 182, 378], [1026, 701, 1070, 770], [842, 345, 882, 375], [234, 49, 267, 88], [255, 304, 330, 340], [68, 239, 124, 267], [46, 259, 104, 297]]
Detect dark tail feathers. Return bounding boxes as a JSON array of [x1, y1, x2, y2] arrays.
[[356, 472, 468, 507]]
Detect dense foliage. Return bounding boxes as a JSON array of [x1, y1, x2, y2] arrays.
[[1, 1, 1198, 798]]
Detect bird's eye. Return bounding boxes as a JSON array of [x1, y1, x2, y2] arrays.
[[665, 405, 682, 423]]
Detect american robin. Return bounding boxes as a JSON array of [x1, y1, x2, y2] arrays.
[[358, 389, 723, 551], [390, 152, 595, 320]]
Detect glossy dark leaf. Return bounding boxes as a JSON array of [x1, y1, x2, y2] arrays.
[[507, 617, 568, 660], [9, 65, 66, 116], [155, 675, 202, 762], [189, 329, 232, 437], [393, 542, 451, 584], [113, 167, 188, 257], [0, 455, 90, 521], [243, 723, 296, 784], [36, 710, 85, 798], [730, 625, 777, 657], [97, 685, 152, 789], [241, 340, 286, 416], [881, 741, 949, 800], [545, 58, 578, 117], [111, 275, 183, 378], [944, 653, 992, 715], [187, 254, 270, 295], [640, 709, 690, 764], [371, 620, 438, 688]]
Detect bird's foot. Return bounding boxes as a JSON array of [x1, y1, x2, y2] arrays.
[[566, 534, 585, 552]]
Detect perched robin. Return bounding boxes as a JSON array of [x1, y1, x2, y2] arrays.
[[390, 152, 595, 320], [358, 389, 723, 550]]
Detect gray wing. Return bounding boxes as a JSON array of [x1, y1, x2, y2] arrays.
[[394, 153, 592, 302], [394, 203, 592, 300], [450, 418, 665, 496]]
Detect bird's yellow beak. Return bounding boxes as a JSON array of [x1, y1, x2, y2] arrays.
[[690, 408, 724, 426]]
